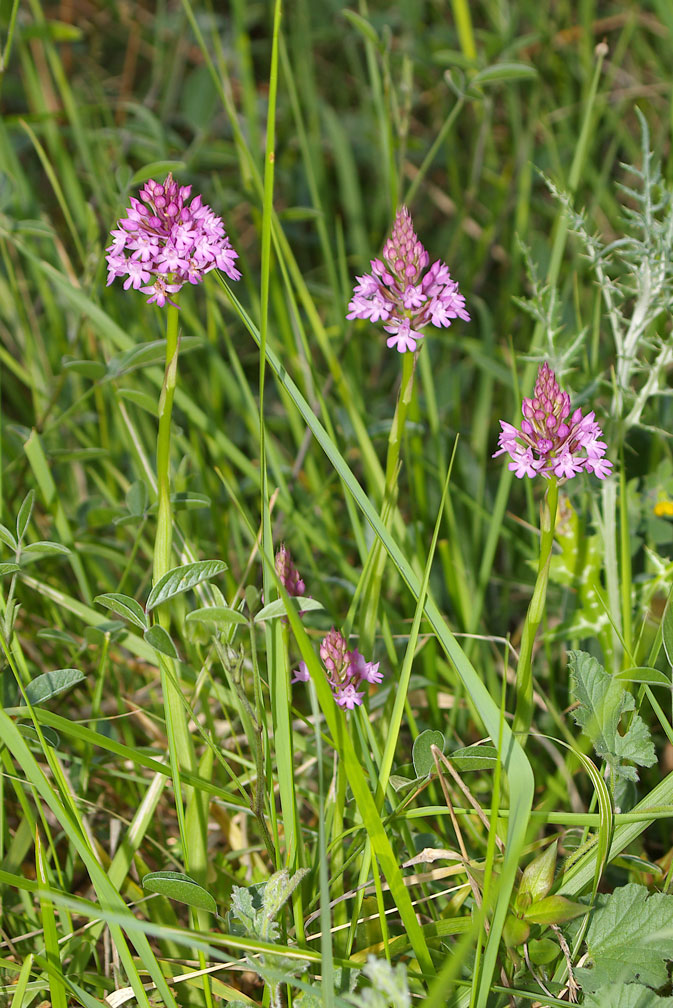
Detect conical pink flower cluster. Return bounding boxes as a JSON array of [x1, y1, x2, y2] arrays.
[[292, 627, 382, 710], [493, 363, 613, 480], [347, 206, 470, 353], [105, 173, 241, 306]]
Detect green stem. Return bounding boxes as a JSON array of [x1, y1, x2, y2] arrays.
[[151, 303, 196, 866], [359, 350, 416, 654], [513, 476, 559, 742], [153, 303, 180, 588]]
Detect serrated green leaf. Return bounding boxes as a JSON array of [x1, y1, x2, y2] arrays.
[[449, 744, 498, 771], [144, 625, 179, 658], [412, 730, 445, 778], [186, 606, 248, 626], [16, 490, 35, 541], [142, 871, 217, 913], [0, 562, 20, 577], [568, 651, 656, 781], [254, 596, 323, 622], [24, 669, 85, 706], [0, 522, 17, 551], [94, 593, 148, 630], [146, 560, 227, 610], [578, 884, 673, 992], [262, 869, 308, 924], [583, 984, 673, 1008]]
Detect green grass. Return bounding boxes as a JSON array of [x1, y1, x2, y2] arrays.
[[1, 1, 673, 1005]]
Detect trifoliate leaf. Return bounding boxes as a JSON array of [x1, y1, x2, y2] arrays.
[[576, 884, 673, 992], [568, 651, 656, 781]]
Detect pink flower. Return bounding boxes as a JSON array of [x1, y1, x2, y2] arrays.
[[106, 173, 240, 306], [347, 206, 469, 353], [292, 628, 383, 710], [493, 363, 613, 481]]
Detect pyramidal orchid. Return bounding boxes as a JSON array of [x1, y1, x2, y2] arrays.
[[494, 363, 613, 481], [292, 627, 382, 710], [106, 173, 241, 306], [347, 206, 470, 353]]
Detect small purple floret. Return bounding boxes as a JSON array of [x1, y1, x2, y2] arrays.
[[493, 363, 613, 482], [347, 206, 469, 353], [106, 173, 241, 306], [292, 627, 382, 710]]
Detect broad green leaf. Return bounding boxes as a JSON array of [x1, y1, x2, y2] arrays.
[[142, 871, 217, 913], [144, 625, 179, 658], [130, 161, 187, 186], [450, 744, 498, 770], [662, 585, 673, 667], [23, 19, 83, 42], [523, 894, 585, 924], [517, 841, 556, 906], [126, 481, 148, 517], [24, 669, 85, 706], [471, 62, 538, 86], [577, 884, 673, 992], [583, 985, 673, 1008], [0, 563, 20, 577], [186, 606, 248, 627], [412, 730, 445, 778], [106, 336, 203, 379], [0, 522, 17, 551], [116, 388, 157, 414], [616, 667, 671, 686], [21, 541, 71, 558], [568, 651, 656, 781], [171, 492, 211, 511], [16, 490, 35, 540], [18, 722, 60, 748], [254, 597, 323, 622], [342, 9, 380, 46], [146, 560, 227, 611], [61, 359, 107, 380], [94, 593, 148, 630]]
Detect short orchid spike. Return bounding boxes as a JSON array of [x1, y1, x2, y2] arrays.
[[292, 627, 382, 711], [493, 363, 613, 481], [347, 206, 470, 353]]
